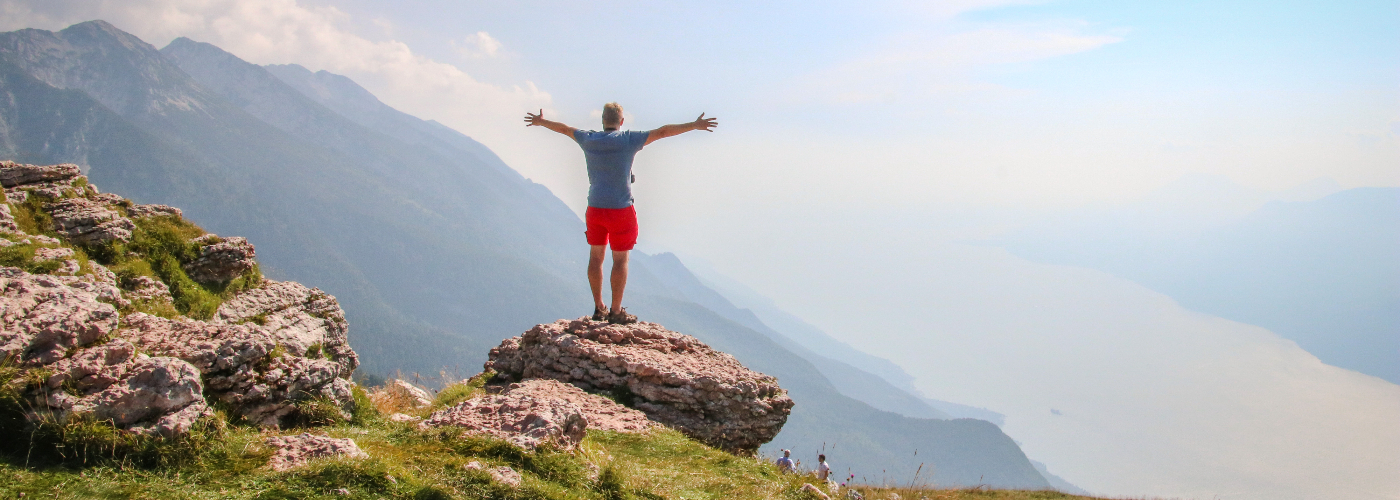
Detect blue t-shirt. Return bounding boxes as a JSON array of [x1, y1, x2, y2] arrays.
[[574, 129, 650, 208]]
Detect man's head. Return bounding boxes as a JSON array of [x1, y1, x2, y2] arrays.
[[818, 454, 826, 462], [783, 449, 791, 457], [602, 102, 624, 129]]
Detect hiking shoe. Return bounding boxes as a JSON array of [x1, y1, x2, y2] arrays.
[[607, 308, 637, 325], [591, 306, 608, 322]]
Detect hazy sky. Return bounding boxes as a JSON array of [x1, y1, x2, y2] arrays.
[[3, 1, 1398, 498]]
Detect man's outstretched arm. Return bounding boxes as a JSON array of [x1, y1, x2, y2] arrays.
[[645, 113, 718, 146], [523, 109, 577, 137]]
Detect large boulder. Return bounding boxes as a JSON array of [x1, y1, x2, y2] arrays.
[[485, 318, 793, 453]]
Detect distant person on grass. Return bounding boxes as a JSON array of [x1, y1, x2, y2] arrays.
[[776, 449, 796, 473], [524, 103, 718, 324]]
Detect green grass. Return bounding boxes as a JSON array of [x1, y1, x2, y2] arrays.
[[0, 371, 1116, 500]]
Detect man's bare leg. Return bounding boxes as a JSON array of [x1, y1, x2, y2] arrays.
[[610, 250, 629, 314], [588, 245, 607, 312]]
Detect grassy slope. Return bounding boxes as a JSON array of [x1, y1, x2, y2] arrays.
[[0, 382, 1110, 500]]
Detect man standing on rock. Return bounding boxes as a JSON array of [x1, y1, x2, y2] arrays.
[[524, 103, 717, 324]]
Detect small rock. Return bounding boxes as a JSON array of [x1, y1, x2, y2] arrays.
[[333, 488, 350, 496], [46, 198, 135, 244], [183, 235, 255, 282], [388, 413, 421, 423], [369, 379, 434, 411], [122, 275, 173, 304], [0, 205, 19, 233], [31, 247, 75, 261], [265, 433, 368, 471], [801, 483, 831, 500], [126, 203, 182, 219], [465, 461, 522, 487]]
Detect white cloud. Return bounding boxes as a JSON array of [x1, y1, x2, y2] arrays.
[[453, 31, 502, 58], [797, 22, 1123, 104]]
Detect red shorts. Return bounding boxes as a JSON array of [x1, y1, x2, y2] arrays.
[[585, 206, 638, 251]]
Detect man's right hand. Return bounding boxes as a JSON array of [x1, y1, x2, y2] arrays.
[[523, 109, 577, 137], [524, 109, 546, 127]]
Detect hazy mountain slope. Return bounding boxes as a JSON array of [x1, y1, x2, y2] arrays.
[[1004, 187, 1400, 383], [627, 294, 1049, 489]]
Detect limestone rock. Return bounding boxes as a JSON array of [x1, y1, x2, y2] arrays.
[[81, 356, 206, 428], [489, 378, 654, 433], [485, 318, 792, 453], [0, 204, 19, 233], [121, 275, 173, 304], [126, 203, 182, 219], [46, 198, 135, 244], [0, 161, 80, 187], [121, 311, 354, 427], [56, 262, 128, 309], [465, 461, 522, 487], [0, 269, 120, 365], [422, 380, 589, 451], [32, 246, 74, 262], [369, 379, 434, 411], [212, 280, 358, 376], [265, 433, 369, 471], [183, 235, 256, 282], [0, 268, 209, 436]]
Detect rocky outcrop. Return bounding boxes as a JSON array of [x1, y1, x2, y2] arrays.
[[265, 433, 369, 471], [46, 198, 135, 244], [0, 162, 360, 435], [212, 279, 358, 376], [485, 318, 792, 453], [184, 235, 256, 282], [423, 379, 589, 451], [123, 313, 354, 427], [0, 161, 80, 188], [1, 270, 210, 437]]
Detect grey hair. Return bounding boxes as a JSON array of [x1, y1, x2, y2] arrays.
[[602, 102, 623, 127]]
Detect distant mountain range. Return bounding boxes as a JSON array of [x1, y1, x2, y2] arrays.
[[0, 20, 1054, 489], [1001, 176, 1399, 384]]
